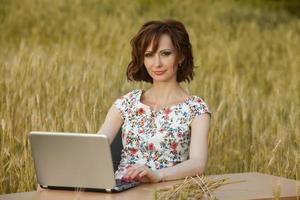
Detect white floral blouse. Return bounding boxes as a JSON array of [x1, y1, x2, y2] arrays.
[[113, 89, 211, 179]]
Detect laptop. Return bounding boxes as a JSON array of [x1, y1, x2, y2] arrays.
[[29, 131, 139, 192]]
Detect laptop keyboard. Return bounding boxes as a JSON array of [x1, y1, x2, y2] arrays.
[[114, 179, 140, 192], [115, 178, 138, 186]]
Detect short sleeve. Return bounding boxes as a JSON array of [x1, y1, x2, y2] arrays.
[[113, 97, 126, 120], [190, 97, 211, 120], [113, 90, 138, 121]]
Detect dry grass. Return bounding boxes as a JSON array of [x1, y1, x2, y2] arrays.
[[0, 0, 299, 194], [154, 175, 233, 200]]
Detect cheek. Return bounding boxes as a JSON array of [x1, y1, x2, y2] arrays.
[[143, 62, 152, 74], [173, 65, 178, 72], [167, 60, 178, 72], [143, 58, 151, 67], [165, 57, 177, 67]]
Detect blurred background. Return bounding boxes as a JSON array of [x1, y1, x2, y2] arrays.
[[0, 0, 299, 194]]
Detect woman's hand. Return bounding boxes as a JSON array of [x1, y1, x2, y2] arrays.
[[122, 164, 163, 183]]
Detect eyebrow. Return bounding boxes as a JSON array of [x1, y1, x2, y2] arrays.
[[145, 49, 174, 53]]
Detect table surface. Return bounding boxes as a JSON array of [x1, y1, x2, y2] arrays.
[[0, 172, 299, 200]]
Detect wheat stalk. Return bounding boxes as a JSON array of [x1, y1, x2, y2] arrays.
[[154, 175, 240, 200]]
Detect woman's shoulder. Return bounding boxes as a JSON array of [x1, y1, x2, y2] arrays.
[[187, 95, 207, 105], [118, 89, 141, 100], [113, 89, 142, 118], [186, 95, 211, 115]]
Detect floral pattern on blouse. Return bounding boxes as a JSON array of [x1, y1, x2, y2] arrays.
[[113, 89, 211, 179]]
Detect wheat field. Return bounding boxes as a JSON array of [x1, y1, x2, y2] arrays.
[[0, 0, 299, 194]]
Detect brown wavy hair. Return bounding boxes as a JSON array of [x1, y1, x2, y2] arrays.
[[126, 19, 194, 83]]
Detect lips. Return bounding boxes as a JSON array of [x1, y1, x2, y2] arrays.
[[153, 71, 166, 75]]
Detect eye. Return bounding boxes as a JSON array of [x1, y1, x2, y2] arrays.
[[144, 52, 153, 57], [161, 51, 172, 56]]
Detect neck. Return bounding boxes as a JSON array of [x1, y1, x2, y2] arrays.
[[146, 81, 186, 104], [151, 81, 181, 95]]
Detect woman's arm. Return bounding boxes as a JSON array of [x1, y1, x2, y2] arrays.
[[123, 113, 211, 182], [97, 105, 123, 144], [161, 113, 211, 180]]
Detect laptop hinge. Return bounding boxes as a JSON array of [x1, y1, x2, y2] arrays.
[[40, 185, 48, 189]]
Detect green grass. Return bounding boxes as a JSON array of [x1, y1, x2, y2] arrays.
[[0, 0, 299, 194]]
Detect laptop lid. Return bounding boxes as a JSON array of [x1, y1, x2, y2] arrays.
[[29, 131, 117, 190]]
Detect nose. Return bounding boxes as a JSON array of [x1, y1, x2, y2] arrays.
[[153, 54, 162, 68]]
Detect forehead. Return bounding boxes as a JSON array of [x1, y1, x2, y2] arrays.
[[146, 34, 174, 51]]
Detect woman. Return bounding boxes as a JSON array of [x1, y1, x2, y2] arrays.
[[98, 19, 211, 183]]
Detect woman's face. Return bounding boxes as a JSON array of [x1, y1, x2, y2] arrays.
[[143, 34, 181, 83]]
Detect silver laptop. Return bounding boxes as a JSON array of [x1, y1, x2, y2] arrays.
[[29, 131, 139, 192]]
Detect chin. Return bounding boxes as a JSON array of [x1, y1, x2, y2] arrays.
[[150, 72, 177, 83], [152, 76, 174, 83]]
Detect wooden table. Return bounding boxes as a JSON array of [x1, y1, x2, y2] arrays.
[[0, 172, 299, 200]]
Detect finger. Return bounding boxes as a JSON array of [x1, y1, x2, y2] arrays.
[[130, 166, 147, 179], [138, 170, 152, 183], [138, 169, 148, 178], [122, 169, 134, 180], [139, 169, 160, 183], [131, 169, 144, 180], [124, 168, 136, 179], [123, 164, 145, 179], [140, 176, 149, 183], [124, 165, 143, 179]]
